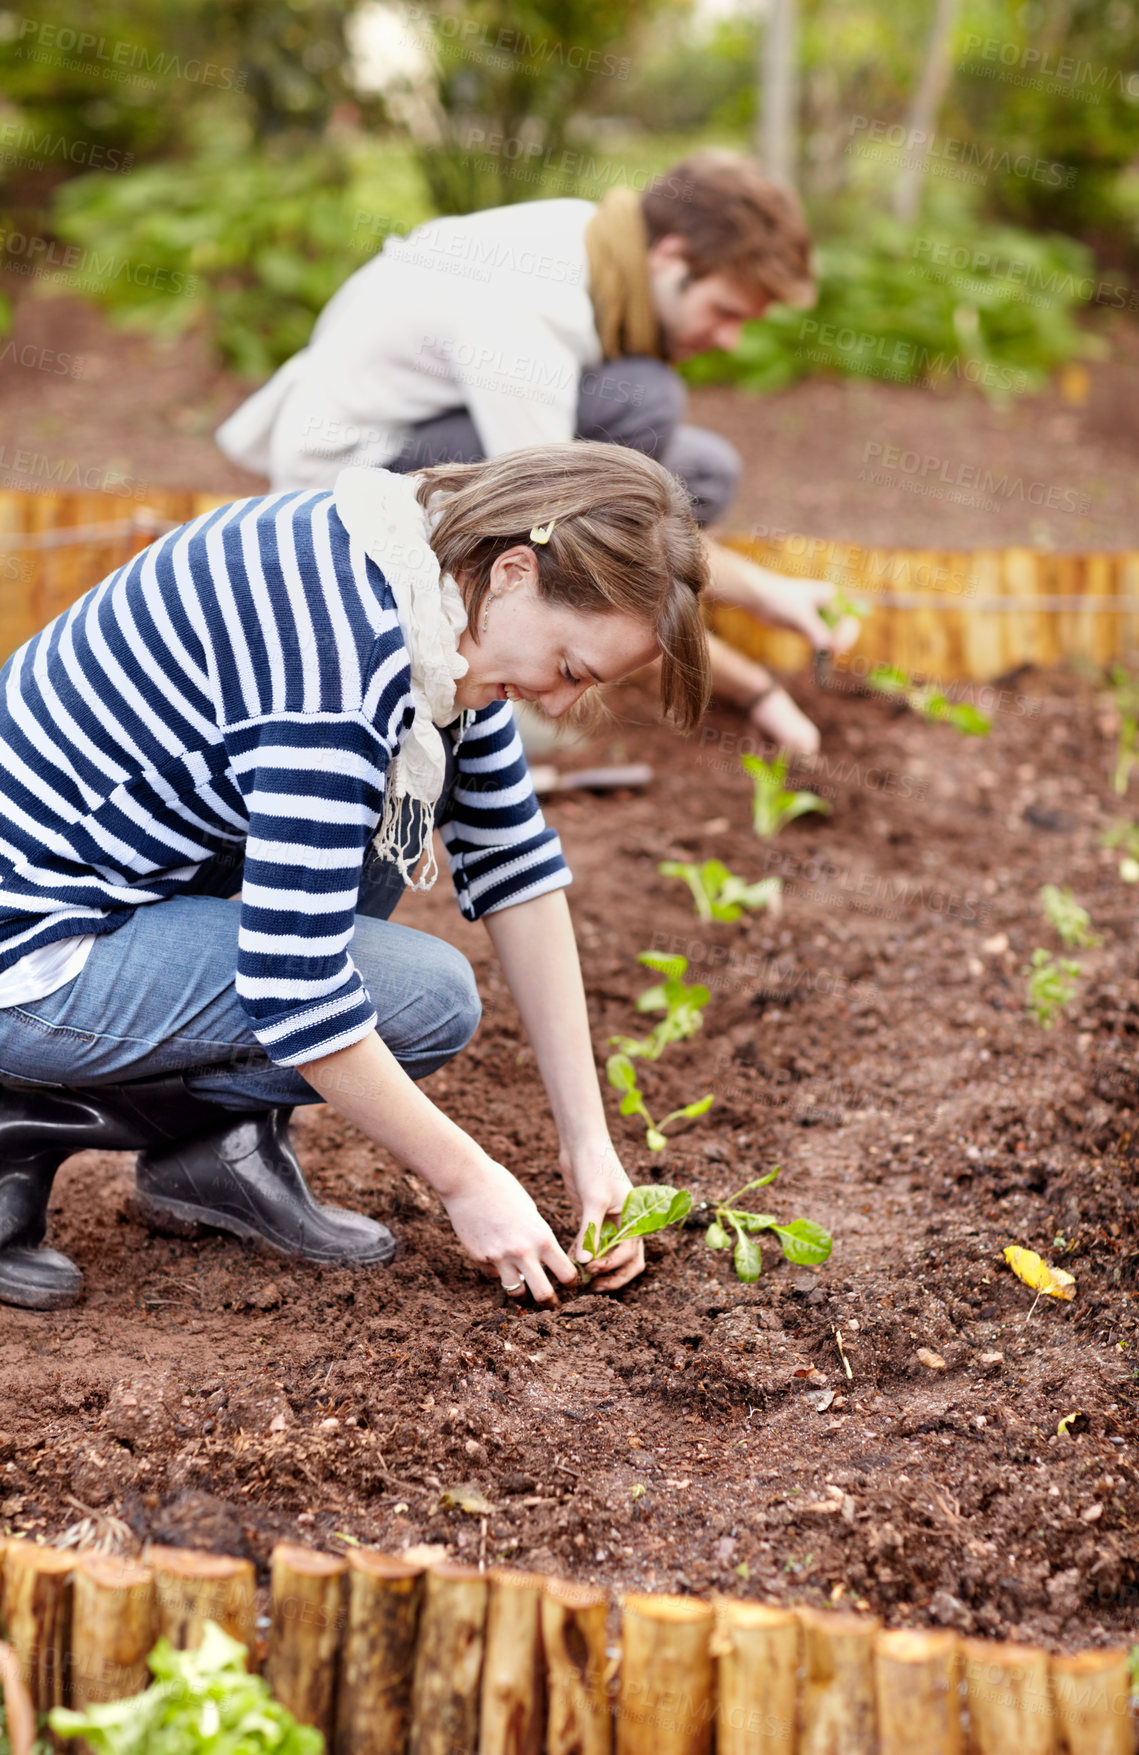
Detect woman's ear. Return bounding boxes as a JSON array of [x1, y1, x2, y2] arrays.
[[488, 544, 541, 598]]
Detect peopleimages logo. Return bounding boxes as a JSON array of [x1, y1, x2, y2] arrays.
[[15, 18, 247, 87]]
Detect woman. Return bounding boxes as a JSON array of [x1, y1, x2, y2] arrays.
[[0, 442, 709, 1311]]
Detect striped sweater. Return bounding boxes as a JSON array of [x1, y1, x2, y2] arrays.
[[0, 490, 570, 1066]]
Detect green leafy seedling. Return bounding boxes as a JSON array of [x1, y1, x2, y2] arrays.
[[606, 1052, 714, 1153], [658, 857, 782, 923], [1039, 884, 1101, 949], [818, 588, 868, 632], [50, 1620, 321, 1755], [867, 664, 991, 736], [741, 753, 831, 840], [703, 1166, 833, 1282], [1101, 819, 1139, 883], [609, 951, 710, 1061], [1024, 947, 1080, 1029], [1107, 666, 1139, 797], [579, 1180, 694, 1277]]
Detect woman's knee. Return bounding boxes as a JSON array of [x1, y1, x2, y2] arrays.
[[430, 941, 482, 1055]]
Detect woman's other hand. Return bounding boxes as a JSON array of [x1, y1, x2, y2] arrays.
[[561, 1143, 646, 1292], [441, 1156, 579, 1304]]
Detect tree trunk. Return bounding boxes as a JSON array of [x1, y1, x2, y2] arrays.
[[1, 1542, 74, 1715], [1051, 1648, 1132, 1755], [409, 1563, 489, 1755], [759, 0, 799, 187], [265, 1544, 346, 1743], [617, 1594, 714, 1755], [875, 1628, 962, 1755], [479, 1570, 547, 1755], [335, 1552, 426, 1755], [541, 1578, 611, 1755], [798, 1608, 880, 1755], [70, 1554, 156, 1710], [893, 0, 962, 223], [146, 1545, 258, 1659], [962, 1639, 1055, 1755], [713, 1600, 799, 1755]]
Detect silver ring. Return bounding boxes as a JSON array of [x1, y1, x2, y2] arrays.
[[502, 1279, 526, 1294]]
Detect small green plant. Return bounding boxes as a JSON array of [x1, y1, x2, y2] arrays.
[[867, 664, 992, 736], [579, 1182, 694, 1276], [741, 753, 831, 839], [658, 858, 782, 923], [609, 952, 710, 1061], [1107, 666, 1139, 797], [1101, 819, 1139, 883], [1039, 884, 1102, 949], [818, 588, 869, 632], [703, 1167, 833, 1282], [606, 1053, 714, 1152], [50, 1621, 321, 1755], [1024, 947, 1081, 1028]]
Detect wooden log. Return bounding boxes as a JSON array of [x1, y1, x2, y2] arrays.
[[541, 1579, 611, 1755], [146, 1545, 257, 1658], [798, 1607, 881, 1755], [712, 1599, 798, 1755], [335, 1553, 425, 1755], [1, 1541, 74, 1713], [1051, 1648, 1132, 1755], [962, 1638, 1055, 1755], [265, 1544, 346, 1743], [617, 1594, 715, 1755], [479, 1570, 546, 1755], [875, 1628, 962, 1755], [0, 1638, 37, 1755], [70, 1553, 155, 1710], [409, 1562, 489, 1755]]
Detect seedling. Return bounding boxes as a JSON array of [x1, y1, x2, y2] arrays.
[[609, 951, 709, 1061], [1101, 819, 1139, 882], [741, 753, 831, 839], [579, 1181, 694, 1277], [818, 587, 869, 632], [658, 858, 782, 923], [1025, 947, 1080, 1028], [606, 1052, 714, 1152], [867, 664, 992, 736], [1039, 884, 1101, 949], [1107, 666, 1139, 796], [702, 1167, 833, 1282]]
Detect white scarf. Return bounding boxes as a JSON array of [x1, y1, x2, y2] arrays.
[[333, 467, 470, 889]]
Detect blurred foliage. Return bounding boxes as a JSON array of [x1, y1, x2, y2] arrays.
[[682, 205, 1106, 398], [50, 131, 431, 376], [410, 0, 657, 211]]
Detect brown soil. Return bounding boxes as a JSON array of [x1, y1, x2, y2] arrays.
[[2, 280, 1139, 553], [1, 666, 1137, 1653]]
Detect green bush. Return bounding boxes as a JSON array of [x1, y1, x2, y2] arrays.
[[682, 208, 1105, 399], [49, 137, 431, 377]]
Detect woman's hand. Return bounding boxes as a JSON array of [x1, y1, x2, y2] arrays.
[[560, 1143, 646, 1293], [441, 1155, 579, 1304]]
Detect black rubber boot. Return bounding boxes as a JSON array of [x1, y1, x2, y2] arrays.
[[135, 1107, 397, 1265]]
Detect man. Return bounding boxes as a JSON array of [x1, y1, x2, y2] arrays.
[[217, 149, 855, 751]]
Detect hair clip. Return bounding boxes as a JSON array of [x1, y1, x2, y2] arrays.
[[529, 520, 555, 545]]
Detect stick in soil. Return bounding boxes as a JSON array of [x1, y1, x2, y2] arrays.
[[617, 1594, 715, 1755], [409, 1562, 489, 1755], [874, 1628, 962, 1755], [334, 1551, 425, 1755], [479, 1570, 546, 1755], [70, 1553, 156, 1710], [145, 1544, 257, 1659], [798, 1607, 881, 1755], [265, 1543, 346, 1743], [1, 1541, 74, 1713], [1050, 1648, 1133, 1755], [541, 1579, 611, 1755], [712, 1599, 799, 1755], [962, 1639, 1055, 1755]]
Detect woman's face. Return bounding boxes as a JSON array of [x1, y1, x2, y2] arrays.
[[453, 546, 660, 718]]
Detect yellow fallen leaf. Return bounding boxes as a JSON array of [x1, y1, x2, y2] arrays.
[[1003, 1246, 1076, 1301], [435, 1482, 494, 1515], [1057, 1411, 1082, 1437], [917, 1348, 947, 1371]]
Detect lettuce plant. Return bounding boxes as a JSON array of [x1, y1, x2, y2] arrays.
[[50, 1622, 321, 1755], [579, 1182, 693, 1276], [1025, 947, 1080, 1028], [703, 1168, 833, 1282], [606, 1053, 714, 1152], [609, 951, 709, 1062], [741, 754, 831, 839], [1107, 666, 1139, 796], [1101, 819, 1139, 883], [867, 664, 992, 736], [1039, 884, 1101, 949], [658, 858, 781, 923]]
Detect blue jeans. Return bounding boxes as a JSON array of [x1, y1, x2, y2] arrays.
[[0, 770, 481, 1113]]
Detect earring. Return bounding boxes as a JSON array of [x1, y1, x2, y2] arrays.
[[480, 603, 490, 633]]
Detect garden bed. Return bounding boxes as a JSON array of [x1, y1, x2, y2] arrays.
[[0, 664, 1136, 1652]]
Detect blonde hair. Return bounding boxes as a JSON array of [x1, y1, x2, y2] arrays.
[[416, 442, 711, 732]]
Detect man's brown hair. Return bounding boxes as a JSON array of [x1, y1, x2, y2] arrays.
[[641, 150, 816, 309]]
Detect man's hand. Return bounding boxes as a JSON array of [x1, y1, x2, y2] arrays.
[[704, 540, 861, 655]]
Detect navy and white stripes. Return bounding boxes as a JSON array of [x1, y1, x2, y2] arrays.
[[0, 489, 569, 1066]]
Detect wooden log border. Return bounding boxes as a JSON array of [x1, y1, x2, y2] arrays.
[[0, 491, 1137, 682], [0, 1537, 1134, 1752]]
